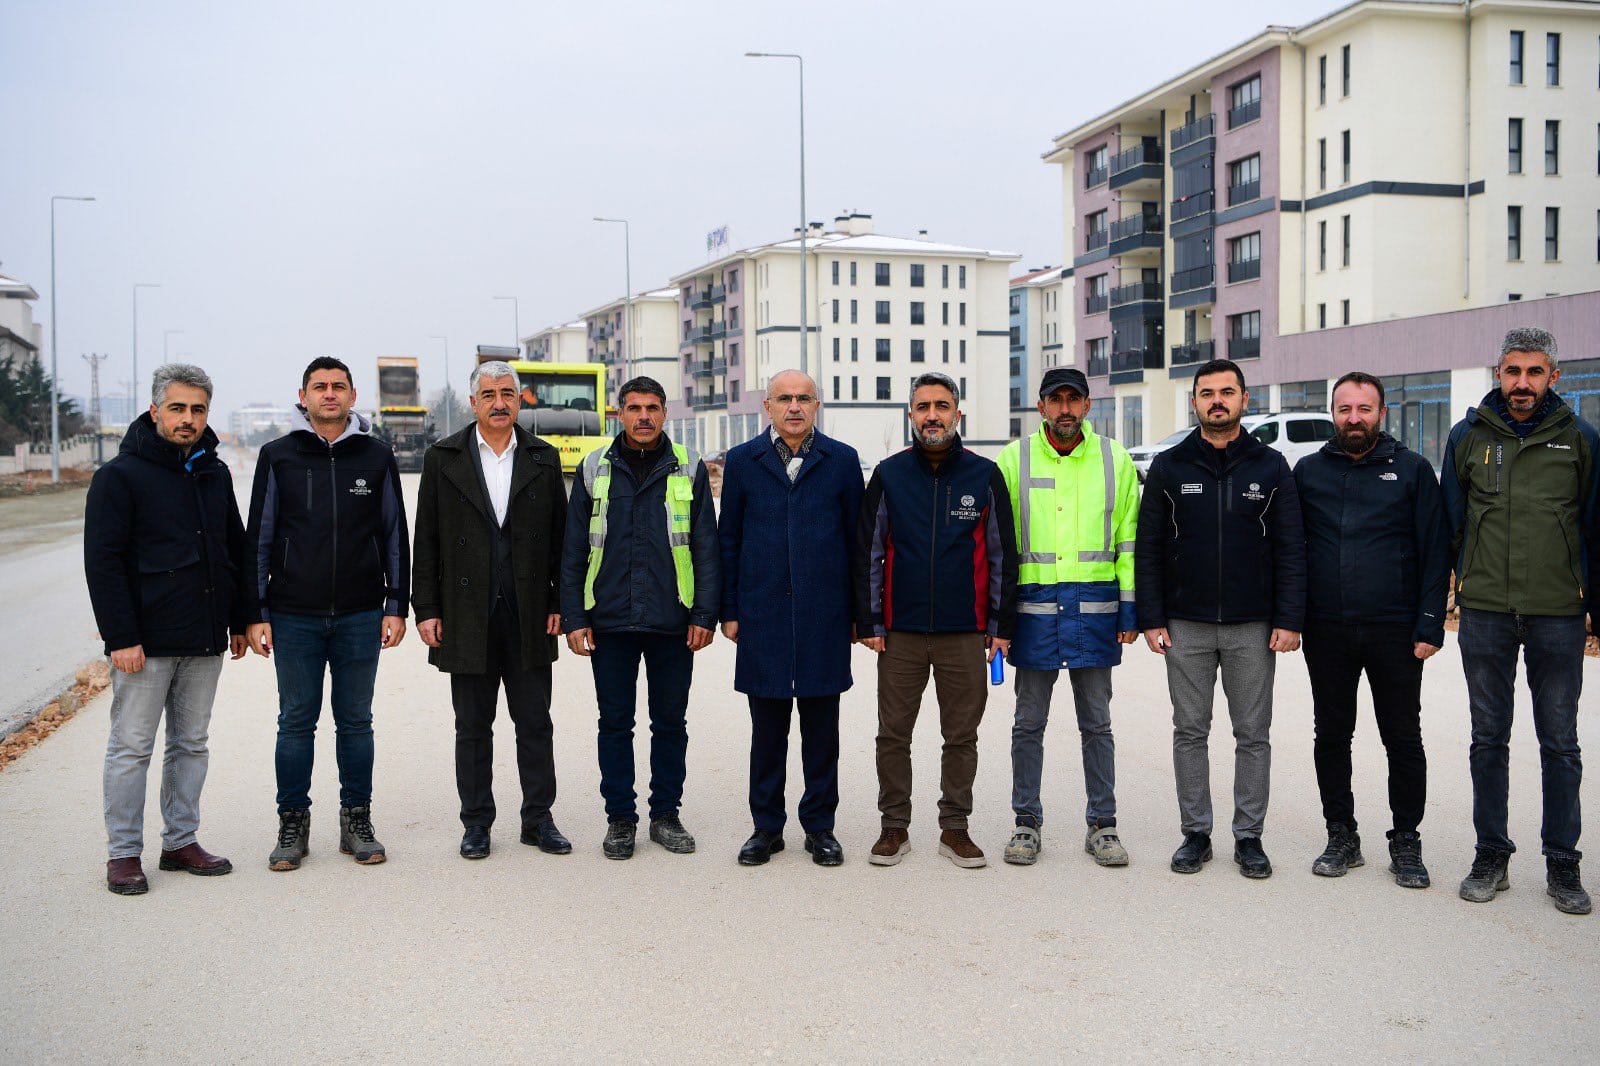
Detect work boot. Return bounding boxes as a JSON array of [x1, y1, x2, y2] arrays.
[[1170, 832, 1212, 874], [1084, 825, 1129, 867], [1003, 824, 1042, 866], [648, 814, 696, 854], [106, 857, 148, 896], [1234, 837, 1273, 879], [1458, 846, 1511, 903], [602, 820, 637, 860], [1547, 857, 1592, 915], [1388, 830, 1430, 889], [1312, 823, 1364, 877], [938, 826, 987, 869], [869, 827, 910, 866], [339, 805, 387, 865], [268, 809, 310, 872]]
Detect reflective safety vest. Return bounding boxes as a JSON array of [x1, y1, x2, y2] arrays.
[[581, 442, 702, 611]]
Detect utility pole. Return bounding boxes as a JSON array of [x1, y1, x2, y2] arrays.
[[82, 352, 108, 466]]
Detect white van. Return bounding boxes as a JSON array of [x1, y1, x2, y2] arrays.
[[1127, 412, 1336, 480]]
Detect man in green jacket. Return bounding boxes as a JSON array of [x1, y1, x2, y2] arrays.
[[1442, 326, 1600, 916]]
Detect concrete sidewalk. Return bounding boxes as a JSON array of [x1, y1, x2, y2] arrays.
[[1, 625, 1596, 1062]]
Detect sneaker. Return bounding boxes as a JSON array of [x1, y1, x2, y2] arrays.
[[1312, 823, 1363, 877], [602, 820, 636, 860], [938, 827, 987, 869], [1234, 837, 1273, 879], [268, 809, 310, 871], [1004, 825, 1042, 866], [648, 814, 696, 854], [1547, 858, 1592, 915], [339, 805, 387, 865], [1458, 846, 1511, 903], [869, 827, 910, 866], [1084, 825, 1129, 867], [1170, 832, 1212, 874], [1388, 830, 1430, 889]]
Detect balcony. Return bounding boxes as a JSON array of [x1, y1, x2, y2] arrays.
[[707, 320, 728, 341], [1171, 263, 1215, 294], [1170, 188, 1214, 224], [689, 283, 728, 310], [689, 391, 728, 409], [1085, 291, 1109, 315], [1087, 351, 1109, 377], [1228, 336, 1261, 361], [1085, 227, 1108, 252], [1110, 347, 1163, 376], [1108, 211, 1163, 255], [1170, 114, 1215, 152], [683, 324, 715, 345], [1084, 164, 1109, 189], [1109, 280, 1162, 308], [1227, 98, 1262, 128], [1170, 339, 1215, 368], [689, 358, 728, 378], [1227, 179, 1261, 206], [1109, 138, 1163, 189], [594, 322, 614, 340], [1227, 257, 1262, 283]]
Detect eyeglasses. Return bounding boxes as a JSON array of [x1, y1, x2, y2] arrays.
[[770, 394, 817, 405]]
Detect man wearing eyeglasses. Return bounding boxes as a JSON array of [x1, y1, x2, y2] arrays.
[[719, 370, 864, 866]]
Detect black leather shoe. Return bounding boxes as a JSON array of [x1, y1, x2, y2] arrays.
[[521, 818, 572, 855], [805, 830, 844, 867], [460, 826, 490, 860], [1171, 832, 1213, 874], [1234, 836, 1273, 879], [738, 829, 784, 866]]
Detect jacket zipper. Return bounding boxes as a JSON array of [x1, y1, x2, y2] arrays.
[[329, 446, 339, 616], [191, 468, 220, 655], [1216, 468, 1227, 623], [928, 471, 940, 628]]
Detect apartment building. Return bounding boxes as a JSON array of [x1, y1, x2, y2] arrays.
[[1043, 0, 1600, 464], [578, 288, 683, 435], [668, 212, 1019, 460], [520, 321, 587, 363], [0, 271, 42, 371], [1008, 266, 1072, 440]]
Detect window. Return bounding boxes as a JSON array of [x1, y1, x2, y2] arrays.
[[1546, 120, 1560, 174], [1227, 232, 1261, 282], [1086, 209, 1108, 250], [1281, 380, 1329, 412], [959, 377, 967, 400], [1009, 325, 1021, 347], [942, 339, 950, 363], [959, 339, 967, 362], [1286, 419, 1325, 444], [831, 260, 839, 285], [1341, 299, 1350, 325], [1318, 138, 1327, 189], [1546, 206, 1560, 261], [1228, 74, 1261, 127], [959, 303, 967, 326], [832, 376, 840, 401], [832, 337, 840, 362], [1010, 418, 1022, 440], [850, 299, 858, 324], [1341, 214, 1351, 267], [876, 377, 891, 401], [728, 268, 738, 292], [831, 299, 839, 324], [941, 264, 949, 288], [851, 376, 859, 401], [1087, 336, 1108, 374], [1508, 205, 1523, 259], [1229, 311, 1261, 339], [875, 300, 890, 325], [959, 265, 967, 289], [730, 381, 740, 404], [851, 337, 859, 362], [1510, 29, 1524, 84], [1341, 129, 1351, 183], [1318, 303, 1327, 330], [910, 301, 925, 326], [942, 302, 949, 325], [876, 338, 890, 361], [1085, 144, 1109, 187], [1341, 43, 1351, 96], [911, 339, 925, 362], [910, 264, 925, 287], [874, 262, 890, 286], [730, 341, 740, 364], [849, 262, 857, 286], [1253, 421, 1279, 445], [1318, 54, 1327, 104], [1547, 32, 1560, 86], [1318, 219, 1328, 271], [1122, 397, 1143, 447], [1509, 118, 1523, 172], [1228, 154, 1261, 204]]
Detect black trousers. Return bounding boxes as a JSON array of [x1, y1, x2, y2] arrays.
[[1303, 622, 1427, 835], [748, 694, 841, 834], [449, 602, 556, 829]]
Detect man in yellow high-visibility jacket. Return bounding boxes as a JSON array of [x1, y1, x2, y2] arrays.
[[995, 367, 1140, 868]]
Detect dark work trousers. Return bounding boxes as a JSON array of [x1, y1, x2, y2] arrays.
[[449, 601, 556, 831], [748, 695, 841, 834], [591, 631, 693, 824], [1303, 621, 1426, 836]]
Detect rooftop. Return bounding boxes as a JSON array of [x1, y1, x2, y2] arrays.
[[0, 272, 41, 301]]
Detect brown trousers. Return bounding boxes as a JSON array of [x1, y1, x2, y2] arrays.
[[875, 631, 989, 830]]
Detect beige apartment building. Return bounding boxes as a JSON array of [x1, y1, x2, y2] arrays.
[[576, 288, 683, 435], [520, 321, 587, 363]]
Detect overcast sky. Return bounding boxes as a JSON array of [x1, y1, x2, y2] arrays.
[[2, 0, 1337, 418]]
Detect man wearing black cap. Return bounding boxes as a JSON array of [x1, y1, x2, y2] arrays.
[[995, 368, 1141, 867]]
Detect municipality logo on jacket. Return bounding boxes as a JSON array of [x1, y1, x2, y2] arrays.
[[349, 477, 371, 496]]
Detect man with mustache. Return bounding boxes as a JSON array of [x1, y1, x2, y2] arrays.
[[413, 361, 569, 860], [995, 367, 1140, 868], [856, 372, 1017, 868], [1293, 371, 1450, 887], [1443, 327, 1600, 915], [1136, 358, 1305, 879], [560, 376, 719, 860]]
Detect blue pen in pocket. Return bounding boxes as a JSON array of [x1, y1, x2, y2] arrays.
[[989, 647, 1005, 686]]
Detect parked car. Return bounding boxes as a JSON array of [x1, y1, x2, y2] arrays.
[[1127, 412, 1336, 481], [1128, 429, 1191, 482]]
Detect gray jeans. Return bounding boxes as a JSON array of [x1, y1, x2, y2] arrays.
[[103, 655, 224, 859], [1011, 667, 1116, 827], [1164, 619, 1274, 840]]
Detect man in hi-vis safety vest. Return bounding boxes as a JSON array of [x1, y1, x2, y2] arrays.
[[996, 367, 1140, 868], [559, 375, 720, 862]]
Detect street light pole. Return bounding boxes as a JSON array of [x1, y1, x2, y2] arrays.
[[163, 329, 184, 359], [49, 194, 95, 483], [745, 52, 808, 386], [428, 333, 452, 435], [593, 217, 633, 382], [132, 283, 160, 406], [494, 296, 520, 350]]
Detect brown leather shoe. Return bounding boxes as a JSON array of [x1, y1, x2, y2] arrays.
[[938, 827, 987, 868], [869, 827, 910, 866], [106, 857, 149, 895], [158, 842, 234, 876]]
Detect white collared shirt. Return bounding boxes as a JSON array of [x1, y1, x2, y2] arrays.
[[475, 428, 516, 525]]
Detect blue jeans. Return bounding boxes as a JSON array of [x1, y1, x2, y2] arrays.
[[1458, 608, 1585, 861], [271, 609, 381, 812], [591, 631, 692, 823], [1011, 667, 1117, 828]]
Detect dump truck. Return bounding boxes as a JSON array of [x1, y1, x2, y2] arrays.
[[374, 356, 431, 472]]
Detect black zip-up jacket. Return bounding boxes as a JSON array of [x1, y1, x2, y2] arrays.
[[1293, 433, 1451, 645], [84, 415, 253, 657], [1135, 427, 1306, 631], [245, 407, 410, 620], [854, 437, 1018, 639]]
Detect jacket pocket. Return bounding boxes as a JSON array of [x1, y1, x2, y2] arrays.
[[137, 547, 203, 622]]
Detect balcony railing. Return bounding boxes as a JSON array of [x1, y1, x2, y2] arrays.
[[1084, 164, 1109, 189], [1085, 227, 1108, 251], [1227, 179, 1261, 206], [1170, 189, 1214, 223], [594, 322, 614, 340], [1170, 339, 1215, 367], [1087, 351, 1109, 377], [689, 358, 728, 377], [1170, 114, 1215, 151], [1110, 280, 1163, 307], [1171, 263, 1215, 294], [1085, 292, 1109, 315], [1110, 139, 1163, 177], [1229, 336, 1262, 361], [707, 320, 728, 340], [684, 324, 714, 344], [1228, 98, 1262, 128], [689, 391, 728, 408], [1109, 212, 1162, 243], [1111, 347, 1160, 375], [708, 283, 726, 303], [1227, 257, 1262, 283]]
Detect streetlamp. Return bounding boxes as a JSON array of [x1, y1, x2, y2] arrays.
[[164, 329, 185, 358], [49, 195, 96, 483], [593, 217, 633, 382], [493, 295, 520, 350], [745, 51, 808, 385], [429, 333, 452, 434], [132, 282, 160, 406]]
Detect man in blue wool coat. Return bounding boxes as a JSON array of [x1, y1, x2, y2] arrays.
[[719, 369, 864, 867]]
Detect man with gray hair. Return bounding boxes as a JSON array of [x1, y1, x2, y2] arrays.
[[85, 363, 254, 894], [1443, 326, 1600, 914]]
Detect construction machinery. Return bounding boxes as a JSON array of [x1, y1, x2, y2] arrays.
[[374, 356, 432, 472]]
